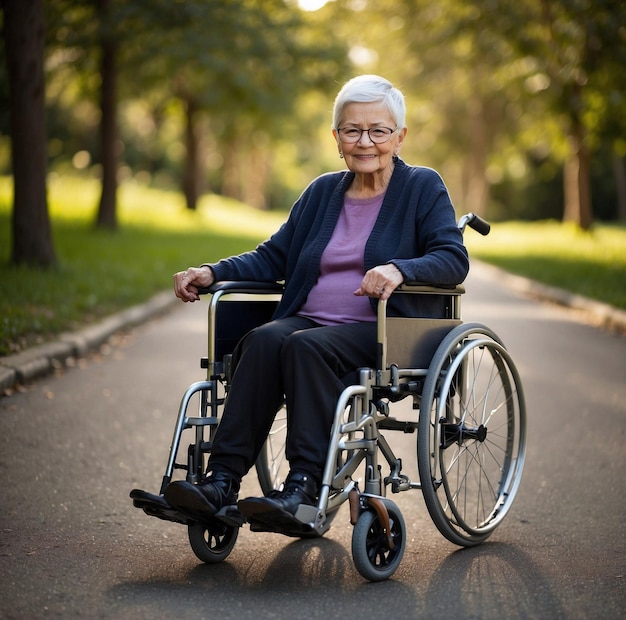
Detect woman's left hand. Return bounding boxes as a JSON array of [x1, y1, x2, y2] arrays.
[[354, 264, 404, 301]]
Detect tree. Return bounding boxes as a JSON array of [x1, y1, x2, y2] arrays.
[[43, 0, 121, 228], [471, 0, 626, 229], [119, 0, 350, 209], [95, 0, 118, 229], [2, 0, 56, 266]]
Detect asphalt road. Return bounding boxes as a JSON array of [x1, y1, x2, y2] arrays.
[[1, 263, 625, 619]]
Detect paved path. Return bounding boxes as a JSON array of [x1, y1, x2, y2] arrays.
[[0, 263, 624, 619]]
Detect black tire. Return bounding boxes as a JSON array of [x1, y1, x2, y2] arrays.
[[351, 499, 406, 581], [187, 521, 238, 563]]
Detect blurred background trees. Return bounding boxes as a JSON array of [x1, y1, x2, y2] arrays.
[[1, 0, 625, 265]]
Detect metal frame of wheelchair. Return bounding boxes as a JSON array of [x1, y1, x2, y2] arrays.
[[131, 214, 526, 582]]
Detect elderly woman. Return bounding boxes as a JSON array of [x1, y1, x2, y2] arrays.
[[164, 75, 469, 532]]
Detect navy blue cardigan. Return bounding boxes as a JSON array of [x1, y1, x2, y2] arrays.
[[207, 158, 469, 319]]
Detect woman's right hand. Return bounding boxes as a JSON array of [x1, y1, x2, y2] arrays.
[[173, 266, 215, 302]]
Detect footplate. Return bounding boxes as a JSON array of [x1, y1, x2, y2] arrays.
[[214, 505, 246, 528], [130, 488, 245, 529], [238, 499, 324, 538], [130, 488, 190, 525], [247, 516, 320, 538]]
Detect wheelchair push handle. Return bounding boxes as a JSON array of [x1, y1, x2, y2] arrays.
[[458, 212, 491, 236]]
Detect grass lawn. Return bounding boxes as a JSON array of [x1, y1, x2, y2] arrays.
[[1, 174, 625, 356], [464, 220, 626, 310], [0, 175, 285, 356]]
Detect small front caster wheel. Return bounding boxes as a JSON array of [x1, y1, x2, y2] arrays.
[[188, 521, 238, 563], [351, 499, 406, 581]]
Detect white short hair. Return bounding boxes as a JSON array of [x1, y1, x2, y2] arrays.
[[332, 75, 406, 130]]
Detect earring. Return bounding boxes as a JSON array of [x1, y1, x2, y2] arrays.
[[339, 152, 344, 159]]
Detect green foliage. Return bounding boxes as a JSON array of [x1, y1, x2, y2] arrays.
[[36, 0, 352, 207], [3, 0, 624, 224], [117, 0, 350, 131]]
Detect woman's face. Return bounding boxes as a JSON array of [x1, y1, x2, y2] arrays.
[[333, 101, 406, 176]]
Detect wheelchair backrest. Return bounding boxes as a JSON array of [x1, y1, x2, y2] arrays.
[[204, 283, 283, 371], [213, 299, 278, 361]]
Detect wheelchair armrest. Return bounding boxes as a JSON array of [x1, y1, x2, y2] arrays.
[[395, 282, 465, 295], [198, 281, 285, 296]]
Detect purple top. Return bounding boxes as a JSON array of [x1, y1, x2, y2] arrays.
[[298, 192, 385, 325]]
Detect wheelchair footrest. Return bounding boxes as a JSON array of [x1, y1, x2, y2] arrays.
[[238, 499, 321, 539], [130, 489, 245, 529], [247, 518, 319, 539], [213, 505, 245, 528], [130, 488, 190, 525]]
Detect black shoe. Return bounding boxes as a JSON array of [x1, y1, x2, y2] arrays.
[[164, 471, 240, 521], [238, 470, 317, 531]]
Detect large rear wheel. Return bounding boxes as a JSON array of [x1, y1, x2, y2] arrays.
[[418, 323, 526, 546]]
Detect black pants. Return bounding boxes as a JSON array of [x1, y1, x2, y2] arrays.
[[208, 316, 377, 483]]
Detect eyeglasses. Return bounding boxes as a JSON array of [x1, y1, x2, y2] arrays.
[[337, 126, 397, 144]]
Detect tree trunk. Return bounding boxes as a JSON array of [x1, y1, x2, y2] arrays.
[[562, 84, 593, 230], [563, 123, 593, 230], [95, 0, 118, 229], [242, 141, 270, 210], [462, 98, 490, 217], [3, 0, 56, 267], [221, 134, 242, 202], [182, 97, 200, 210], [613, 152, 626, 222]]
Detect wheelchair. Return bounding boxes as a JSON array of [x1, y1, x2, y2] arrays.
[[131, 212, 526, 582]]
